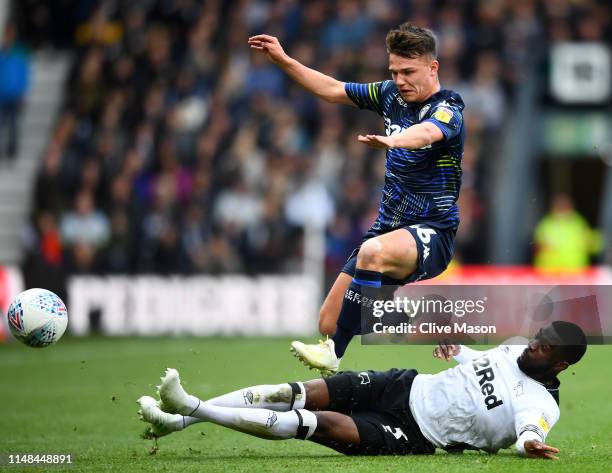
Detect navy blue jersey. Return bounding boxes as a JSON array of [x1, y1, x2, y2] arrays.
[[345, 81, 465, 231]]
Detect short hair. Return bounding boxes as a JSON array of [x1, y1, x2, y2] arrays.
[[553, 321, 587, 365], [386, 23, 438, 59]]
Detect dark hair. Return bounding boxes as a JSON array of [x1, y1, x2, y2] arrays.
[[553, 321, 587, 365], [386, 23, 438, 59]]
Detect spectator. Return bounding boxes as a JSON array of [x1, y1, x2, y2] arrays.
[[0, 24, 30, 164], [20, 0, 609, 280], [34, 145, 65, 214], [104, 208, 135, 274], [31, 210, 63, 268], [22, 211, 67, 301], [60, 189, 110, 248], [534, 194, 602, 274]]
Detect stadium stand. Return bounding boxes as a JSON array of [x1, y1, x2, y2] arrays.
[[13, 0, 610, 286]]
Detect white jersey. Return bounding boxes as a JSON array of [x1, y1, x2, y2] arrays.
[[409, 344, 560, 453]]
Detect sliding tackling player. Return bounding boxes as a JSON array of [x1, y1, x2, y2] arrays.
[[138, 321, 585, 460]]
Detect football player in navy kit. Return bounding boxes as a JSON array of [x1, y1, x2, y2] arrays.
[[138, 321, 586, 460], [248, 23, 465, 374]]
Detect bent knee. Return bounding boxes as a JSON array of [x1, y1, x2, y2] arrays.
[[357, 233, 418, 275], [356, 238, 384, 270]]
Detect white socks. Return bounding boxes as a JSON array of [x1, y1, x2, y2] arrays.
[[170, 382, 316, 440], [193, 382, 306, 411], [181, 405, 317, 440]]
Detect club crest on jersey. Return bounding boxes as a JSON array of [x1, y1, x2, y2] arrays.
[[418, 104, 431, 121], [513, 380, 524, 397], [472, 356, 504, 410]]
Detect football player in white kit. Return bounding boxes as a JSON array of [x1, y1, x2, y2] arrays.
[[137, 321, 586, 460]]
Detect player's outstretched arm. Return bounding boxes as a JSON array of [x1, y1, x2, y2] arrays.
[[358, 122, 444, 150], [522, 440, 560, 460], [515, 407, 560, 460], [248, 34, 353, 105]]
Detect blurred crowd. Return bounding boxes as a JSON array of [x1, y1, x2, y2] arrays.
[[0, 24, 29, 164], [17, 0, 611, 282]]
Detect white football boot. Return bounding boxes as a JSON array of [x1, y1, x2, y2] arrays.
[[137, 395, 182, 438], [157, 368, 193, 415], [290, 338, 340, 376]]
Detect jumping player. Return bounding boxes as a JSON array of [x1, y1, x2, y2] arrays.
[[248, 23, 465, 374], [137, 321, 585, 459]]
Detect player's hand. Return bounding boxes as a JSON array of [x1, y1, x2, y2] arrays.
[[357, 134, 395, 149], [433, 341, 461, 361], [523, 440, 560, 460], [248, 35, 289, 66]]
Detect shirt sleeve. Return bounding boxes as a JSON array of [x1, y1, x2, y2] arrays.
[[514, 406, 559, 456], [453, 345, 482, 364], [423, 102, 463, 140], [344, 81, 386, 115]]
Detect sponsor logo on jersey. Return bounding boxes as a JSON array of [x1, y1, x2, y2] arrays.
[[434, 107, 453, 124], [395, 93, 408, 108], [344, 289, 376, 308], [472, 356, 504, 410]]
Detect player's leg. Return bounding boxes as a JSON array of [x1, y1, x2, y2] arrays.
[[312, 369, 434, 456], [331, 230, 418, 355], [294, 230, 415, 372], [155, 369, 332, 415], [140, 370, 370, 453], [318, 272, 352, 336], [168, 370, 421, 456], [138, 370, 338, 443], [156, 368, 331, 413], [309, 411, 360, 454], [289, 271, 352, 374], [139, 392, 359, 450], [138, 393, 318, 440], [356, 228, 419, 279]]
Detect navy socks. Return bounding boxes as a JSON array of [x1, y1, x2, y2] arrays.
[[331, 269, 382, 358]]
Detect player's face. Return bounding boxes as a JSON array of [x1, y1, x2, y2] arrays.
[[388, 53, 439, 103], [517, 329, 564, 377]]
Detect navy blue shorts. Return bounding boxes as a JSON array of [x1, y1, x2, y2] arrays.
[[341, 223, 456, 286]]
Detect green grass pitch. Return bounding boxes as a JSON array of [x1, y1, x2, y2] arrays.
[[0, 336, 610, 472]]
